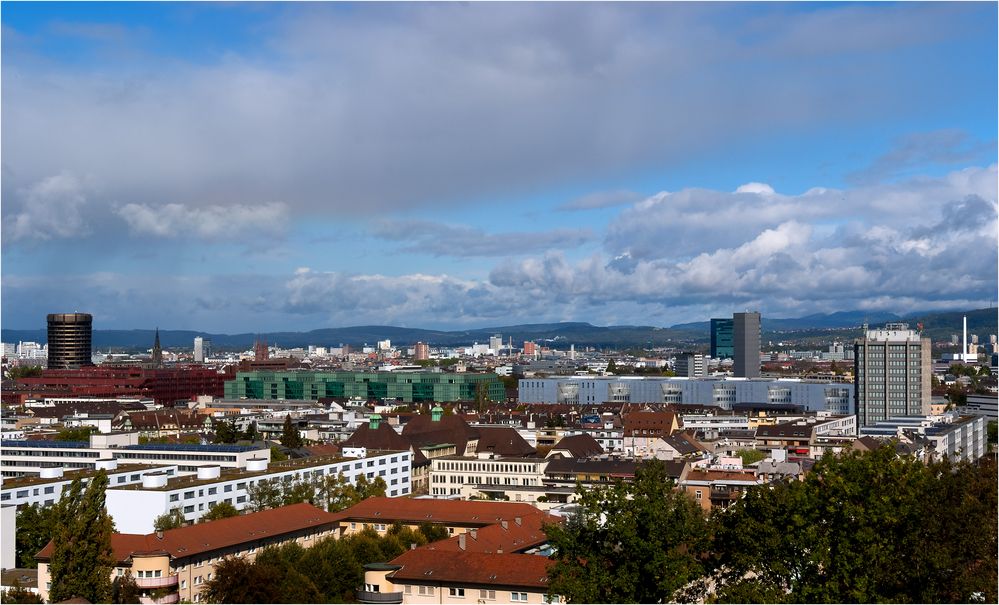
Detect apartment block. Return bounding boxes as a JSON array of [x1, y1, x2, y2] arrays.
[[1, 460, 179, 508], [35, 503, 339, 603], [106, 450, 411, 533], [1, 432, 268, 478]]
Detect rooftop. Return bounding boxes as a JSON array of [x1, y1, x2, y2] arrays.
[[388, 549, 552, 589], [36, 503, 338, 563], [1, 464, 167, 490], [113, 451, 406, 491], [332, 496, 542, 526]]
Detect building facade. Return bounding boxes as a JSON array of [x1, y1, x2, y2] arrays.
[[710, 318, 734, 359], [225, 371, 505, 403], [854, 324, 931, 427], [518, 376, 854, 414], [733, 312, 761, 378], [46, 313, 94, 369]]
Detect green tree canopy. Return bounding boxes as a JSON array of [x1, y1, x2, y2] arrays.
[[545, 459, 711, 603], [281, 415, 303, 449], [153, 509, 186, 531], [48, 471, 116, 603], [15, 504, 58, 568], [201, 501, 240, 522], [709, 446, 998, 603]]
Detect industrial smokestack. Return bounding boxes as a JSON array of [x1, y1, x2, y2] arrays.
[[964, 316, 968, 359]]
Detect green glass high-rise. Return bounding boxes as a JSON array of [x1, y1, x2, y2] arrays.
[[710, 318, 734, 359], [224, 370, 505, 403]]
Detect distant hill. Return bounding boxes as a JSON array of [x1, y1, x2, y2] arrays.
[[3, 308, 994, 351]]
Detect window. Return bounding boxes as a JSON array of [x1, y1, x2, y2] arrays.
[[224, 485, 233, 492], [195, 576, 203, 585], [480, 589, 496, 599], [180, 580, 187, 589], [170, 494, 179, 502], [405, 586, 412, 594], [511, 592, 528, 601], [184, 491, 195, 500], [449, 588, 465, 597]]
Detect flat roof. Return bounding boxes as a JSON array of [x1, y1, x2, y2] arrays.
[[2, 464, 170, 490], [112, 451, 407, 492]]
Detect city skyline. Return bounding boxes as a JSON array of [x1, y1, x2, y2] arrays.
[[2, 1, 997, 332]]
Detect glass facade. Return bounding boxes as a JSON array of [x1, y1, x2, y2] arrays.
[[224, 371, 505, 403], [710, 318, 734, 359]]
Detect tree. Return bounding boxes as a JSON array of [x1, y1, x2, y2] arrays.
[[281, 415, 303, 449], [213, 419, 240, 444], [54, 426, 96, 442], [736, 449, 766, 466], [243, 421, 259, 441], [153, 509, 187, 531], [247, 478, 284, 512], [988, 421, 998, 453], [605, 360, 618, 374], [48, 470, 116, 603], [6, 365, 43, 380], [545, 460, 711, 603], [709, 446, 998, 604], [201, 501, 239, 522], [270, 446, 288, 462], [111, 570, 141, 604], [281, 478, 316, 506], [15, 504, 58, 568]]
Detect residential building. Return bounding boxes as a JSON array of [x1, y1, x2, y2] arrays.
[[854, 324, 931, 427], [710, 318, 734, 359], [332, 497, 544, 538], [733, 312, 761, 378], [414, 342, 430, 361], [35, 503, 340, 603], [430, 456, 548, 498], [680, 468, 762, 511], [1, 460, 179, 508], [1, 433, 268, 478], [105, 450, 411, 533], [859, 414, 987, 462], [674, 354, 707, 378], [961, 394, 998, 421]]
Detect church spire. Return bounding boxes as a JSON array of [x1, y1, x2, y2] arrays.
[[152, 327, 163, 367]]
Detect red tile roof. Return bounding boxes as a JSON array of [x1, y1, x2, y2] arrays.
[[425, 511, 560, 554], [37, 503, 337, 563], [623, 411, 678, 437], [389, 549, 552, 590], [332, 497, 541, 527]]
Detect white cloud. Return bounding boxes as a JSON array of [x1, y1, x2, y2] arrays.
[[734, 182, 775, 195], [3, 173, 91, 242], [115, 202, 287, 238]]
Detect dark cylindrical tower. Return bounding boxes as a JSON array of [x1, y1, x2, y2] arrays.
[[47, 313, 94, 369]]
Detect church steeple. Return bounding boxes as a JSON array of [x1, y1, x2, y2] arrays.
[[152, 328, 162, 367]]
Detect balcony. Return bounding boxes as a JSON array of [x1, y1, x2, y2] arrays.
[[139, 592, 179, 604], [357, 590, 403, 604], [135, 575, 179, 589]]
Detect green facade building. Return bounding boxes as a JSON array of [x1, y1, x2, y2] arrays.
[[223, 370, 505, 403]]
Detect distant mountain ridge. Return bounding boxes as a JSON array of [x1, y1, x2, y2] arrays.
[[3, 308, 994, 351]]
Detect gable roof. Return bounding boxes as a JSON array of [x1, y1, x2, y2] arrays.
[[623, 411, 678, 437], [549, 434, 603, 458], [36, 503, 337, 563], [332, 497, 541, 527], [403, 414, 480, 455], [424, 511, 560, 555], [388, 549, 552, 590], [341, 423, 428, 466], [475, 426, 536, 457]]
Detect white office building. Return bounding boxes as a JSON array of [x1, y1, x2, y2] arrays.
[[518, 376, 854, 414], [106, 450, 411, 533]]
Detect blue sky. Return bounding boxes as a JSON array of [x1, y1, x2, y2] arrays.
[[2, 1, 997, 332]]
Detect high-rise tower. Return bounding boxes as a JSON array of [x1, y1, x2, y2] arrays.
[[854, 323, 930, 426], [710, 318, 734, 358], [151, 328, 163, 367], [46, 313, 94, 369], [733, 312, 761, 378]]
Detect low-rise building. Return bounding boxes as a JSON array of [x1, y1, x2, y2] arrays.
[[1, 460, 179, 508], [1, 433, 269, 477], [35, 503, 339, 603], [430, 456, 548, 498], [332, 497, 544, 538], [106, 450, 411, 533]]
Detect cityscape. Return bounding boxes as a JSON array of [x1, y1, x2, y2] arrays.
[[1, 2, 997, 605]]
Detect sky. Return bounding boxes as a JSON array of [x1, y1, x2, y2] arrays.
[[2, 1, 997, 333]]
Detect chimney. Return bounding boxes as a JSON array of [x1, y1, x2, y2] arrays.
[[458, 533, 466, 551], [496, 548, 503, 554], [410, 543, 417, 550], [156, 531, 164, 540], [469, 528, 478, 540], [514, 516, 522, 526], [501, 520, 508, 530]]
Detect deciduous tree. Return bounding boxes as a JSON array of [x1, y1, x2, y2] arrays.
[[48, 471, 116, 603]]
